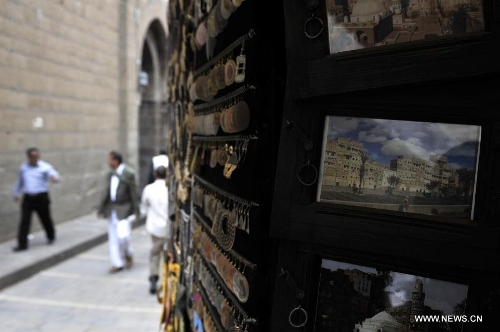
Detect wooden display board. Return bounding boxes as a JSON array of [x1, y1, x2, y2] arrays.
[[269, 1, 500, 331]]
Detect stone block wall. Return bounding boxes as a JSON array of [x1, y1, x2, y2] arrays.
[[0, 0, 169, 243]]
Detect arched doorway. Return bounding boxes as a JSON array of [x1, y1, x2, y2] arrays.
[[138, 20, 168, 191]]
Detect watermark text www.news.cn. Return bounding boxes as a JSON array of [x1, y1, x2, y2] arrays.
[[414, 315, 483, 323]]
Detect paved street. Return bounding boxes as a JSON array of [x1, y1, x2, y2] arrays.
[[0, 224, 164, 332]]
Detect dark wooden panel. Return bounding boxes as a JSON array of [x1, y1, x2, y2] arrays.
[[270, 1, 500, 329], [306, 35, 500, 97], [270, 239, 316, 332], [285, 204, 499, 270], [270, 96, 303, 237], [282, 0, 500, 98]]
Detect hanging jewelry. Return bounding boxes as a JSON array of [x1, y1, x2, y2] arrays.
[[234, 41, 246, 83]]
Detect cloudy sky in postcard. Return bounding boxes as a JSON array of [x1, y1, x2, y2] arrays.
[[325, 116, 481, 170], [321, 259, 468, 315]]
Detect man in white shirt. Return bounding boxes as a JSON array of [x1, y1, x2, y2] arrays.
[[148, 149, 169, 184], [141, 165, 171, 294]]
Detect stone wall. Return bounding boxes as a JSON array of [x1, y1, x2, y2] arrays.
[[0, 0, 168, 243]]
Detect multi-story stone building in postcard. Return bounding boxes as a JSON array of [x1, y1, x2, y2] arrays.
[[326, 0, 484, 51], [322, 137, 459, 193]]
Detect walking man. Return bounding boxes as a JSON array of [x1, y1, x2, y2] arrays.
[[12, 147, 60, 252], [98, 151, 139, 273], [141, 165, 171, 294], [399, 195, 410, 212], [148, 149, 169, 184]]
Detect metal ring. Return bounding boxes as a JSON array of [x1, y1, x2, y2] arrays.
[[214, 209, 236, 251], [297, 161, 318, 186], [289, 305, 308, 328], [304, 14, 324, 39]]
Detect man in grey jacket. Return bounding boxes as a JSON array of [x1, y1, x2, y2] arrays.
[[98, 151, 139, 273]]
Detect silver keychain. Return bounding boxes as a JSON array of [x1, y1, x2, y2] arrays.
[[235, 41, 246, 83]]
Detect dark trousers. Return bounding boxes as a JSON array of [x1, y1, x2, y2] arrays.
[[18, 192, 55, 248]]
